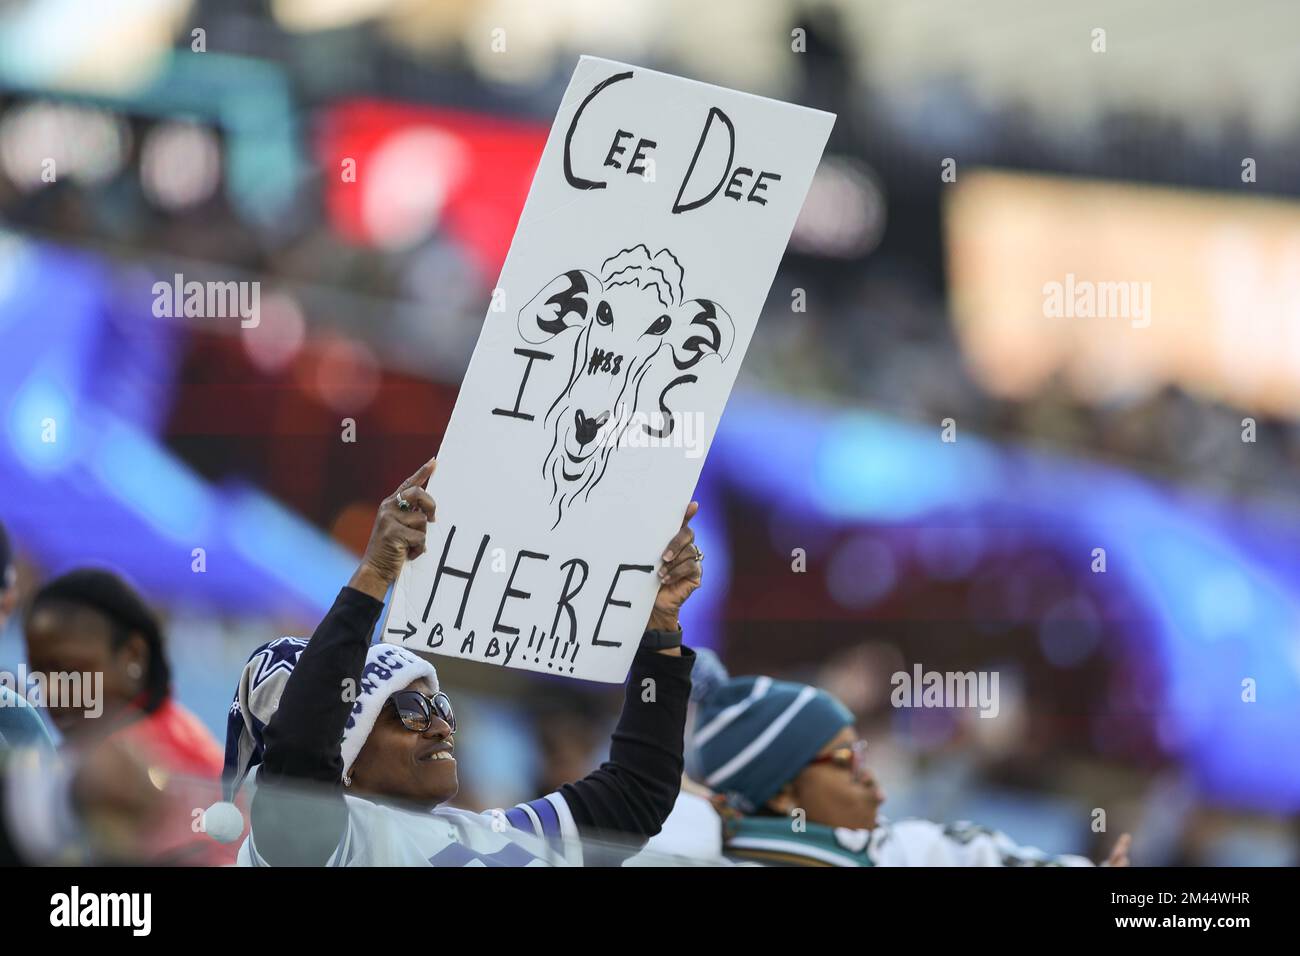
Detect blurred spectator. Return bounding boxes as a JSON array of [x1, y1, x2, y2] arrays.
[[0, 735, 166, 866], [647, 651, 1130, 867], [530, 693, 608, 798], [23, 568, 233, 863], [0, 522, 53, 752]]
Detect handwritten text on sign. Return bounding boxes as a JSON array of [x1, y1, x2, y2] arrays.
[[383, 57, 834, 683]]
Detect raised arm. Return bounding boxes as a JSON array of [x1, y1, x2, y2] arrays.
[[250, 460, 436, 865], [557, 503, 701, 849]]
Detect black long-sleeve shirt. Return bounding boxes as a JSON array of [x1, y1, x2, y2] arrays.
[[252, 586, 693, 865]]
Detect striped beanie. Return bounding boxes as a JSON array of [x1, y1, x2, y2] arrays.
[[686, 650, 854, 813]]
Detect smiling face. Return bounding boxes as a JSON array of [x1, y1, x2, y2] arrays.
[[766, 726, 886, 830], [347, 677, 458, 808]]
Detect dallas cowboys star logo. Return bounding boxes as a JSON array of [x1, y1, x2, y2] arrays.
[[250, 636, 308, 689]]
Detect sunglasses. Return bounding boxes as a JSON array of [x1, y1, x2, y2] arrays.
[[386, 690, 456, 735], [807, 739, 869, 777]]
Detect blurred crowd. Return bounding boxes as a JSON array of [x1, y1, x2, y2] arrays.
[[1, 0, 1298, 866]]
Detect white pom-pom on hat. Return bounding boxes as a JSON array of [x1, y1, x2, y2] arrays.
[[202, 801, 245, 844]]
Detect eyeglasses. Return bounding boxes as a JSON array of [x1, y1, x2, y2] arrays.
[[807, 739, 869, 777], [387, 690, 456, 735]]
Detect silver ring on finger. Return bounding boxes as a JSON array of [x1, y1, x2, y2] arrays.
[[693, 545, 703, 562], [396, 491, 411, 512]]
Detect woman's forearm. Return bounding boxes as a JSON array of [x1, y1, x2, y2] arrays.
[[251, 585, 382, 865], [559, 641, 695, 846], [260, 586, 382, 784]]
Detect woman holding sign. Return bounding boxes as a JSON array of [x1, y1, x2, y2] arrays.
[[214, 458, 700, 866]]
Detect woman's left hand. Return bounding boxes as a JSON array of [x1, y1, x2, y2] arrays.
[[648, 501, 702, 634]]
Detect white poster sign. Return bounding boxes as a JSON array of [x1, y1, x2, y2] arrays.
[[384, 56, 834, 682]]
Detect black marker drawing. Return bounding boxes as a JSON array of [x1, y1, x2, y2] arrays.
[[387, 621, 417, 641], [518, 243, 734, 528]]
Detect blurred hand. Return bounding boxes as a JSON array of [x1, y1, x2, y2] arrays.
[[680, 773, 714, 799], [1100, 832, 1132, 867], [70, 736, 166, 863], [350, 458, 437, 600], [648, 501, 702, 634]]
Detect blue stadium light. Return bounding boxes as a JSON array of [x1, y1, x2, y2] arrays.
[[91, 416, 213, 543], [6, 371, 76, 472]]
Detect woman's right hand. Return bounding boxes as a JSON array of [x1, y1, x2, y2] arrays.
[[348, 458, 437, 601]]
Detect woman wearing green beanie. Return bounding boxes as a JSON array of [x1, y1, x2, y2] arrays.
[[661, 651, 1131, 867]]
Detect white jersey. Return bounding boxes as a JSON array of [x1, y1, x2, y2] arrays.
[[869, 819, 1093, 867], [640, 793, 1095, 867], [239, 791, 583, 867], [635, 790, 727, 864]]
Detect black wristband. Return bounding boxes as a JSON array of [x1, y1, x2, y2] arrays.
[[640, 628, 683, 651]]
